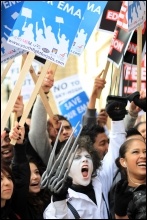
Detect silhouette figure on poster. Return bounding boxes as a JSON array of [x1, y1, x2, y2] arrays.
[[75, 28, 87, 48], [1, 29, 20, 55], [137, 1, 146, 19], [21, 19, 35, 42], [42, 17, 57, 51], [35, 21, 45, 46], [57, 28, 69, 57]]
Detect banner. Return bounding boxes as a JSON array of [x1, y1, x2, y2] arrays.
[[7, 1, 88, 67], [70, 1, 107, 56], [1, 1, 26, 63], [59, 91, 89, 135], [97, 1, 122, 33]]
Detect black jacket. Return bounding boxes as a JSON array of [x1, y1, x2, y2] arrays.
[[11, 142, 51, 219], [127, 184, 146, 219]]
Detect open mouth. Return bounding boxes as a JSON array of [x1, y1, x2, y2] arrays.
[[81, 167, 88, 178], [137, 162, 146, 167], [30, 182, 39, 187], [2, 150, 12, 155]]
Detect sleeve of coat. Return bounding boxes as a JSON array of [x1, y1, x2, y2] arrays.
[[28, 95, 52, 165]]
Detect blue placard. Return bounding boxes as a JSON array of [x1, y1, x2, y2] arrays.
[[59, 91, 89, 136], [70, 1, 107, 56], [7, 1, 88, 66], [1, 1, 26, 63]]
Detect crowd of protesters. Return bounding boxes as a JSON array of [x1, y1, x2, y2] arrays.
[[1, 68, 146, 219]]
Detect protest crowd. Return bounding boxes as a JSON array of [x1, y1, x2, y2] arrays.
[[1, 1, 146, 219], [1, 68, 146, 219]]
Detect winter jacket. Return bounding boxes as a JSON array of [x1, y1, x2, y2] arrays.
[[128, 184, 146, 219]]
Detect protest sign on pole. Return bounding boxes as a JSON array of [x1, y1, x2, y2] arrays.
[[59, 91, 89, 135], [1, 1, 26, 64], [124, 21, 146, 65], [122, 53, 146, 95], [107, 27, 134, 68], [7, 1, 88, 67], [97, 1, 122, 33], [70, 1, 107, 56], [51, 74, 84, 106]]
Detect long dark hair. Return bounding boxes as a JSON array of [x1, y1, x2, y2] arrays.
[[1, 159, 15, 185], [26, 156, 51, 216]]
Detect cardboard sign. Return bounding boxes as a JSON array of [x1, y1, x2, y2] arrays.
[[97, 1, 122, 33], [107, 26, 134, 67], [59, 91, 89, 135], [122, 54, 146, 95], [7, 1, 88, 67], [51, 74, 84, 105], [116, 1, 146, 32], [70, 1, 107, 56], [124, 21, 146, 65], [1, 1, 26, 63]]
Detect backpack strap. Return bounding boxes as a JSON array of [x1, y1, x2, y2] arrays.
[[67, 201, 81, 219]]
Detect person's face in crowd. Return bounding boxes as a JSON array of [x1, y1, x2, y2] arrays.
[[47, 121, 58, 143], [93, 133, 109, 159], [1, 171, 14, 207], [120, 139, 146, 186], [59, 120, 73, 142], [29, 163, 41, 193], [1, 134, 14, 165], [69, 148, 93, 186], [137, 122, 146, 142]]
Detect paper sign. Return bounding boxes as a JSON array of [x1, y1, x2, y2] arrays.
[[1, 1, 26, 64], [107, 26, 134, 67], [97, 1, 122, 33], [116, 1, 146, 32], [70, 1, 107, 56], [124, 21, 146, 65], [7, 1, 88, 67], [122, 54, 146, 95], [51, 74, 84, 105], [59, 91, 89, 135]]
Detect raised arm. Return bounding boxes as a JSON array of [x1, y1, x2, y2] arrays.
[[82, 70, 106, 126], [28, 70, 54, 165]]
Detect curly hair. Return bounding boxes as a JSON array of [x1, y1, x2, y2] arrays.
[[76, 135, 102, 177]]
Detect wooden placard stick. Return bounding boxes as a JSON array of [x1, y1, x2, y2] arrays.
[[137, 25, 142, 91], [30, 63, 58, 127], [11, 53, 28, 130], [1, 59, 14, 83], [111, 66, 120, 95], [29, 65, 54, 118], [1, 52, 35, 132], [10, 60, 51, 145], [97, 60, 110, 99]]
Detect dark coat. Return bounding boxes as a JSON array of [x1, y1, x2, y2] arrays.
[[128, 184, 146, 219]]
